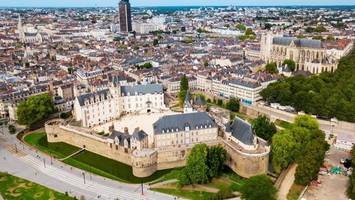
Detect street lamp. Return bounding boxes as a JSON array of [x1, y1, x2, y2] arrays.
[[82, 172, 86, 184]]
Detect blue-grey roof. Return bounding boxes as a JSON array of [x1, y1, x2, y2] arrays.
[[272, 37, 295, 46], [109, 130, 131, 147], [225, 117, 255, 146], [229, 79, 261, 89], [153, 112, 216, 134], [121, 84, 163, 96], [77, 89, 110, 106], [194, 96, 206, 106], [132, 130, 148, 141], [273, 37, 322, 49]]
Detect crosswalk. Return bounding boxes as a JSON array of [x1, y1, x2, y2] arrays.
[[20, 155, 154, 200]]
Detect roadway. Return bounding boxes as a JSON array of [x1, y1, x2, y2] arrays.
[[0, 132, 175, 200], [249, 103, 354, 137]]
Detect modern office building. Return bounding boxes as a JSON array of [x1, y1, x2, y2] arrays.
[[118, 0, 132, 32]]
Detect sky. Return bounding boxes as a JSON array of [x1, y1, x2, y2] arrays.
[[0, 0, 354, 7]]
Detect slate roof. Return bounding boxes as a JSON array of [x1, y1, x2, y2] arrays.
[[132, 130, 148, 141], [273, 37, 322, 49], [229, 79, 261, 89], [194, 96, 206, 106], [109, 130, 131, 147], [225, 117, 255, 146], [121, 84, 163, 96], [77, 89, 110, 106], [153, 112, 216, 134]]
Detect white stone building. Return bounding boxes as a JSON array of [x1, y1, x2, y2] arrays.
[[74, 83, 166, 127]]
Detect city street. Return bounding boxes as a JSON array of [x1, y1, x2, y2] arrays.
[[0, 132, 175, 200]]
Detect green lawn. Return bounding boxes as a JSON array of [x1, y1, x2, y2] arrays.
[[287, 183, 305, 200], [152, 188, 216, 200], [0, 172, 73, 200], [275, 119, 294, 130], [151, 167, 246, 200], [24, 132, 173, 184]]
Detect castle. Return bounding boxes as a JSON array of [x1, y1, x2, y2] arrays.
[[46, 83, 270, 178]]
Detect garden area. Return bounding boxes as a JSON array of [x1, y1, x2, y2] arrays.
[[23, 132, 172, 184], [0, 172, 73, 200], [150, 167, 247, 200]]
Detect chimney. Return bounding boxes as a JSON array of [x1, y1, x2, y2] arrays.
[[124, 127, 129, 134]]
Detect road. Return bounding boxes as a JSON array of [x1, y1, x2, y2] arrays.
[[249, 103, 354, 136], [0, 132, 175, 200]]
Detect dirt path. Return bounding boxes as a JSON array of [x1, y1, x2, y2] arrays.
[[278, 164, 297, 200]]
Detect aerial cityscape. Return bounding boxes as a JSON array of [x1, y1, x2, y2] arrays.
[[0, 1, 354, 200]]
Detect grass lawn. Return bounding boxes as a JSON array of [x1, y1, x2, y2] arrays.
[[24, 132, 173, 184], [287, 183, 305, 200], [275, 119, 294, 130], [152, 188, 216, 200], [151, 167, 246, 200], [0, 172, 73, 200]]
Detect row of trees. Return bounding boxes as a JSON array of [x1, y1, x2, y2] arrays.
[[178, 144, 227, 185], [271, 115, 329, 185], [17, 93, 55, 128], [347, 146, 355, 199], [261, 48, 355, 122]]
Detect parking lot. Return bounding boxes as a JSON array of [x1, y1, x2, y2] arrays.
[[303, 146, 350, 200]]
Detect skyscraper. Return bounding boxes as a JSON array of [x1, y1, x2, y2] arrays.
[[118, 0, 132, 32]]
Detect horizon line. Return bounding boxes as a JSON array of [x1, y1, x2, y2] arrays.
[[0, 4, 355, 8]]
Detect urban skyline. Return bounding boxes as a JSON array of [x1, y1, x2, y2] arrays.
[[0, 0, 355, 7]]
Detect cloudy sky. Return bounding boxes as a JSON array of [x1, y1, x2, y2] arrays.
[[0, 0, 354, 7]]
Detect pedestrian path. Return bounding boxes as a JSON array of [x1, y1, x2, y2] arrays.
[[58, 148, 84, 161], [20, 155, 159, 200]]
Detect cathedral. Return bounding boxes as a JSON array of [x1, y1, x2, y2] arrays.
[[260, 32, 353, 74]]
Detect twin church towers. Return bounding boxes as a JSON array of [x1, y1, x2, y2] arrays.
[[118, 0, 132, 32]]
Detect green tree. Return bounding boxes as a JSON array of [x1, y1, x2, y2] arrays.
[[265, 62, 278, 74], [153, 39, 159, 46], [295, 137, 328, 185], [240, 175, 277, 200], [17, 93, 55, 127], [282, 59, 296, 72], [225, 98, 240, 112], [251, 115, 277, 141], [185, 144, 209, 184], [180, 75, 189, 91], [236, 23, 246, 31], [245, 28, 255, 36], [178, 75, 189, 107], [271, 130, 297, 173], [8, 125, 16, 135], [207, 145, 227, 178], [294, 115, 319, 130], [178, 168, 191, 186]]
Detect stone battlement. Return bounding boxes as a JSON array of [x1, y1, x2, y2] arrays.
[[45, 119, 270, 178]]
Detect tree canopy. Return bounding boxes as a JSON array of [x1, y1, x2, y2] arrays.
[[265, 62, 278, 74], [240, 175, 277, 200], [17, 93, 55, 127], [271, 115, 328, 185], [178, 144, 227, 185], [261, 48, 355, 122], [252, 115, 277, 141], [225, 97, 240, 112], [282, 59, 296, 72], [178, 75, 189, 107]]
